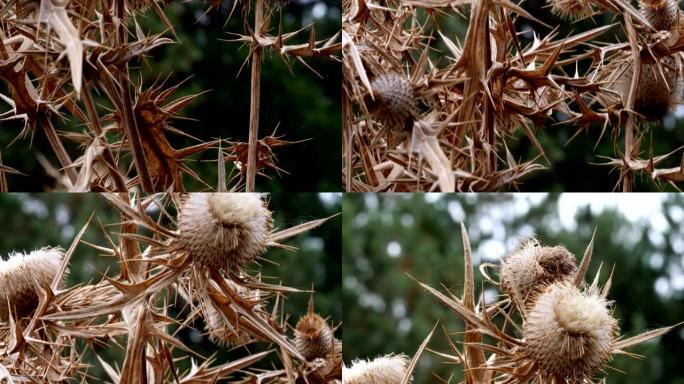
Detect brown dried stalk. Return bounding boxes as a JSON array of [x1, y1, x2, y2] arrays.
[[247, 0, 266, 192]]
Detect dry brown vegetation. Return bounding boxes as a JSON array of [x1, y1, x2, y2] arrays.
[[0, 193, 341, 383], [0, 0, 340, 192], [342, 0, 684, 191]]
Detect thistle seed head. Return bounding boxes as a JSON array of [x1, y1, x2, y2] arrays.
[[639, 0, 678, 30], [535, 245, 577, 277], [633, 58, 680, 121], [500, 239, 577, 303], [0, 247, 64, 321], [370, 73, 418, 131], [177, 193, 272, 272], [548, 0, 595, 20], [524, 282, 617, 382], [342, 354, 411, 384], [295, 312, 334, 361]]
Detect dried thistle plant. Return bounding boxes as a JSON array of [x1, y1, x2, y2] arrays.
[[0, 0, 340, 192], [392, 225, 681, 383], [343, 0, 684, 191], [0, 193, 341, 383]]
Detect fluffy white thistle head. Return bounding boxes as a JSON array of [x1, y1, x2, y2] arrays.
[[177, 193, 272, 271], [342, 354, 411, 384], [524, 282, 617, 382], [0, 247, 64, 321]]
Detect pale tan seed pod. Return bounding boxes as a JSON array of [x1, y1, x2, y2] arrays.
[[632, 57, 680, 121], [370, 73, 418, 131], [202, 303, 253, 347], [177, 193, 272, 271], [0, 247, 64, 321], [295, 312, 334, 360], [500, 239, 577, 303], [547, 0, 594, 20], [524, 282, 618, 382], [200, 282, 262, 347], [342, 354, 411, 384], [603, 0, 681, 121], [595, 53, 681, 121]]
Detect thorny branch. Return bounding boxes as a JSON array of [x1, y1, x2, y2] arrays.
[[343, 0, 684, 191], [0, 0, 340, 191]]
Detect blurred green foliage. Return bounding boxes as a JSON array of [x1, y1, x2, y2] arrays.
[[0, 192, 341, 381], [0, 0, 340, 191], [342, 193, 684, 383]]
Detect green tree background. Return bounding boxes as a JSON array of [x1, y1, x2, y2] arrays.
[[0, 0, 340, 191], [0, 192, 341, 381], [343, 193, 684, 383]]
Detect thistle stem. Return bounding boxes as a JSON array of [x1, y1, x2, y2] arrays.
[[116, 0, 154, 193], [43, 117, 78, 184], [246, 0, 264, 192], [82, 85, 128, 191], [624, 13, 640, 192]]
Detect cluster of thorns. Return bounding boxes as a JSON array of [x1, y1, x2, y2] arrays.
[[0, 0, 339, 192], [343, 0, 684, 191], [0, 193, 341, 383]]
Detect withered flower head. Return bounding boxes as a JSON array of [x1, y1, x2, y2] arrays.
[[177, 193, 272, 271], [369, 73, 418, 131], [633, 58, 680, 121], [0, 247, 64, 321], [547, 0, 595, 20], [639, 0, 678, 30], [295, 312, 334, 360], [500, 239, 577, 303]]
